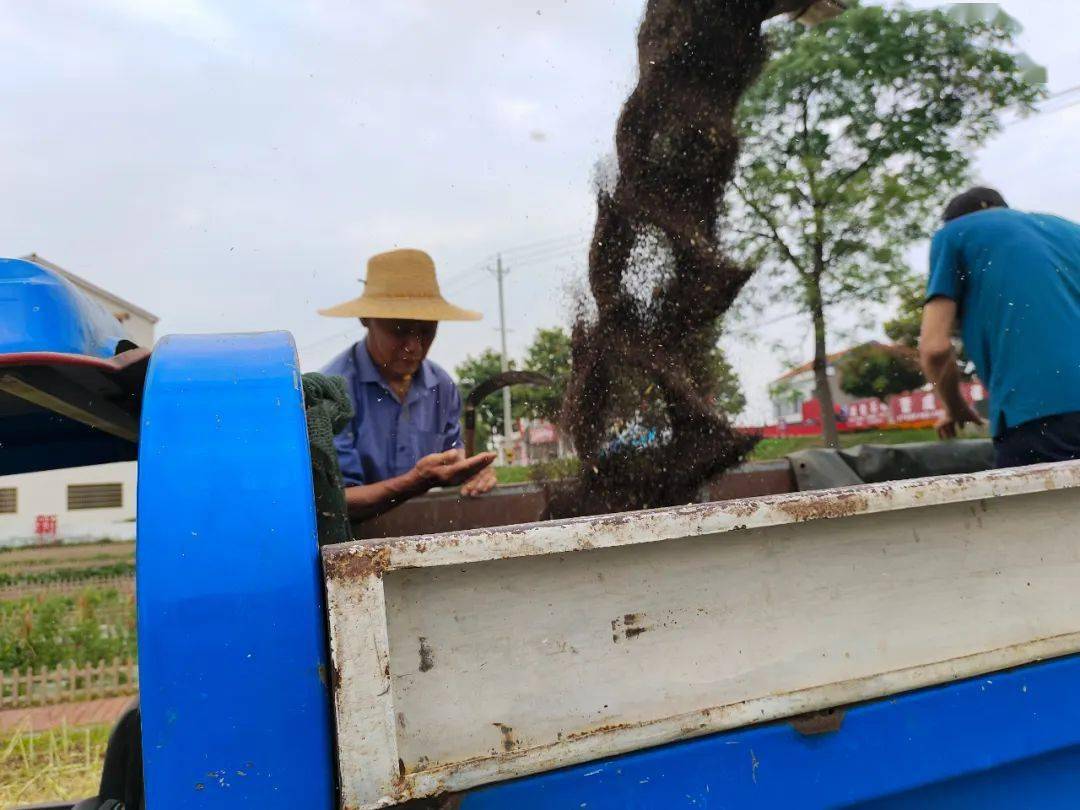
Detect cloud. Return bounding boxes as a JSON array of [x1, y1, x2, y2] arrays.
[[98, 0, 232, 45], [492, 96, 541, 128]]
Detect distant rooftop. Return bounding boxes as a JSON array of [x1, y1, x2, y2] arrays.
[[21, 253, 159, 324], [772, 341, 916, 384]]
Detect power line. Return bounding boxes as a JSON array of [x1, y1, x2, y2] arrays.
[[439, 233, 588, 295], [1002, 83, 1080, 126], [440, 262, 488, 289], [441, 269, 488, 295], [505, 237, 590, 264], [508, 246, 588, 270], [492, 230, 590, 259], [1034, 96, 1080, 117], [299, 326, 358, 353], [1045, 83, 1080, 101], [758, 309, 803, 328], [445, 273, 489, 296], [480, 240, 587, 270], [473, 232, 590, 270]]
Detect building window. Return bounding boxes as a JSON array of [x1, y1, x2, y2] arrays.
[[0, 488, 15, 514], [67, 483, 123, 510]]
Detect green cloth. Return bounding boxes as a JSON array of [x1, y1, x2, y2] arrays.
[[302, 372, 354, 546]]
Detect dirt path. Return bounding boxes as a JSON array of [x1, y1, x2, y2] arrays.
[[0, 696, 132, 733]]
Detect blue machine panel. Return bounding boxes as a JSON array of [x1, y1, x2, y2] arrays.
[[0, 257, 127, 356], [0, 256, 140, 475], [462, 653, 1080, 809], [137, 332, 335, 809]]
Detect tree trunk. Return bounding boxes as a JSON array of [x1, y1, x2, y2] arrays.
[[809, 279, 840, 449]]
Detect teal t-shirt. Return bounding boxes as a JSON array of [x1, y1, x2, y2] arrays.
[[926, 208, 1080, 436]]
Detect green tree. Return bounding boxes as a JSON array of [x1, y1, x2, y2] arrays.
[[727, 3, 1042, 446], [884, 275, 974, 376], [838, 343, 923, 400], [883, 277, 924, 348], [517, 328, 572, 422], [710, 349, 746, 416], [699, 324, 747, 417], [454, 349, 508, 452]]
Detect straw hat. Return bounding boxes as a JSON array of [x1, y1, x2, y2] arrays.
[[318, 248, 482, 321]]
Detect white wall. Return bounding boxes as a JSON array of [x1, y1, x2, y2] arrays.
[[113, 311, 155, 348], [0, 461, 137, 546], [770, 365, 857, 423], [69, 281, 156, 348], [25, 255, 158, 349]]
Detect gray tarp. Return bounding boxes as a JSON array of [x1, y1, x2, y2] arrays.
[[789, 439, 995, 491]]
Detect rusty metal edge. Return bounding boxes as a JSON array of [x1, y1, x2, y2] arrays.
[[323, 461, 1080, 578]]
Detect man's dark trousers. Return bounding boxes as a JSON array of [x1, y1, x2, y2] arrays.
[[993, 412, 1080, 468]]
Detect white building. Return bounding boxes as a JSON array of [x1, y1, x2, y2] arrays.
[[768, 347, 857, 425], [0, 256, 156, 546], [0, 462, 137, 547]]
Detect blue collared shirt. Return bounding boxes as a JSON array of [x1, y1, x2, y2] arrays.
[[321, 340, 463, 486]]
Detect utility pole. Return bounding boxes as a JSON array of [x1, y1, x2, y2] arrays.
[[493, 255, 513, 455]]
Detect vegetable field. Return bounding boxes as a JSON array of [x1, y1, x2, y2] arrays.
[[0, 542, 137, 707]]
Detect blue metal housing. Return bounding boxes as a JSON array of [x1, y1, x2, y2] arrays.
[[136, 332, 335, 809], [0, 256, 140, 475], [461, 653, 1080, 809], [0, 257, 127, 357]]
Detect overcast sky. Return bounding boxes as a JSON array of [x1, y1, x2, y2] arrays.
[[2, 1, 1078, 424]]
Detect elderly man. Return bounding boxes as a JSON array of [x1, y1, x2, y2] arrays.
[[921, 187, 1080, 468], [319, 248, 497, 519]]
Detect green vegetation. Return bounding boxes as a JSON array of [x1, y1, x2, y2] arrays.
[[0, 561, 135, 589], [0, 723, 113, 806], [838, 344, 924, 400], [0, 588, 136, 671], [0, 539, 122, 558], [515, 327, 573, 423], [0, 552, 133, 574], [495, 457, 583, 486], [494, 465, 533, 485], [747, 428, 980, 461]]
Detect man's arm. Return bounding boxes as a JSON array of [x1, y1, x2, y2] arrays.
[[345, 449, 497, 521], [920, 297, 982, 439]]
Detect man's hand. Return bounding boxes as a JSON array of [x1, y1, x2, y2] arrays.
[[460, 464, 497, 498], [936, 401, 984, 440], [413, 449, 496, 488]]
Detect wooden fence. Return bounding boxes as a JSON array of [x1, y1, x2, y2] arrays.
[[0, 658, 138, 709], [0, 574, 135, 601]]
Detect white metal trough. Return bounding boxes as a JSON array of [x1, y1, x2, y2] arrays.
[[322, 460, 1080, 809]]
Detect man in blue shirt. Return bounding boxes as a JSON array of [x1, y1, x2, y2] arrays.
[[920, 187, 1080, 468], [320, 248, 497, 519]]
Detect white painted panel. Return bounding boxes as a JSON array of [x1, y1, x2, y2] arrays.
[[385, 490, 1080, 765], [0, 461, 137, 546], [325, 565, 400, 809], [324, 462, 1080, 808]]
